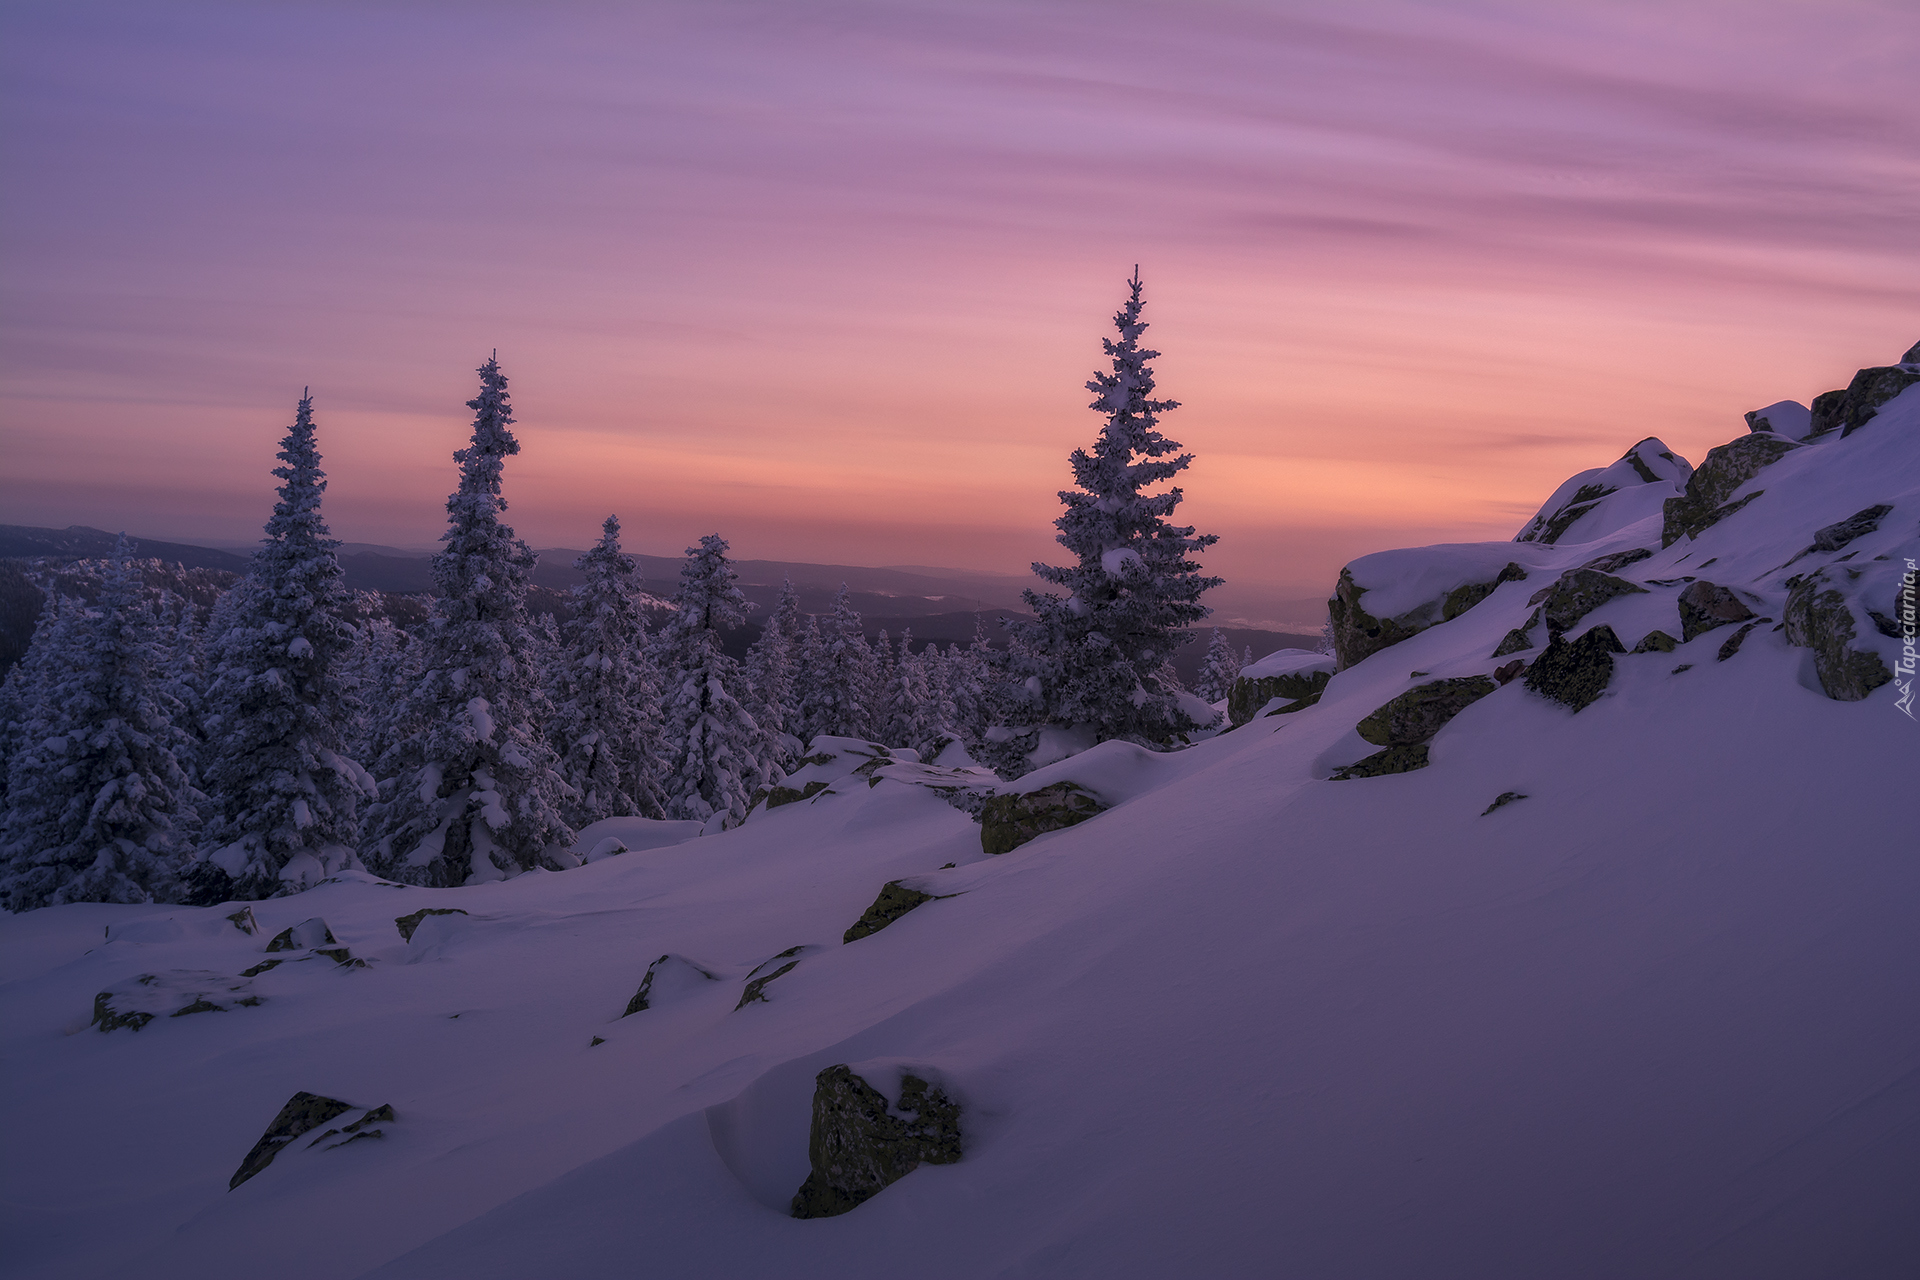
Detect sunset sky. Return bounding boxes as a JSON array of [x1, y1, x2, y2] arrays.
[[3, 1, 1915, 623]]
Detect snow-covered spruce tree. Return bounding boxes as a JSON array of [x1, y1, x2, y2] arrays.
[[369, 356, 574, 886], [989, 270, 1221, 775], [0, 540, 200, 909], [792, 612, 828, 744], [549, 515, 668, 827], [742, 607, 799, 773], [658, 535, 764, 827], [766, 579, 804, 732], [1194, 628, 1238, 703], [802, 585, 876, 740], [343, 606, 424, 773], [194, 392, 371, 901], [871, 628, 899, 742]]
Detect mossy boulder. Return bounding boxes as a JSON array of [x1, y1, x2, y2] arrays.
[[843, 881, 954, 944], [1783, 569, 1894, 701], [1661, 435, 1797, 546], [1441, 562, 1529, 620], [1807, 360, 1920, 437], [760, 780, 831, 810], [1227, 668, 1331, 726], [1328, 568, 1429, 670], [790, 1065, 962, 1219], [1329, 743, 1430, 780], [230, 1092, 356, 1189], [1677, 580, 1756, 643], [1355, 676, 1496, 747], [1528, 569, 1647, 636], [979, 782, 1106, 855], [1578, 549, 1654, 574], [394, 908, 467, 942], [1523, 626, 1626, 712], [1810, 504, 1894, 554], [1632, 630, 1678, 654]]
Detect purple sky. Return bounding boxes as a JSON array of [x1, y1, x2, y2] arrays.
[[3, 1, 1915, 620]]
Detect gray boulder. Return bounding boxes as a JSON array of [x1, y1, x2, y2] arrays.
[[1227, 668, 1330, 726], [1524, 626, 1626, 712], [979, 782, 1106, 855], [790, 1065, 962, 1219], [1677, 581, 1755, 643], [1808, 356, 1920, 437], [229, 1092, 355, 1189], [844, 881, 955, 944], [1356, 676, 1496, 748], [1329, 743, 1430, 781], [1810, 504, 1894, 555], [1783, 569, 1894, 701], [394, 908, 467, 942], [1528, 569, 1647, 636]]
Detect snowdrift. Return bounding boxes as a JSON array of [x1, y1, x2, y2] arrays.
[[3, 365, 1916, 1279]]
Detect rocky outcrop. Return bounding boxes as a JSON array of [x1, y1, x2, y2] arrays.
[[1519, 482, 1618, 545], [979, 782, 1106, 855], [624, 953, 717, 1015], [1677, 581, 1755, 643], [394, 908, 467, 942], [1523, 626, 1626, 712], [266, 918, 336, 952], [1227, 668, 1330, 726], [843, 881, 953, 943], [229, 1092, 356, 1189], [1661, 434, 1797, 547], [790, 1065, 962, 1219], [1515, 439, 1690, 546], [1632, 630, 1678, 653], [92, 970, 262, 1031], [1356, 677, 1496, 748], [1744, 401, 1814, 440], [1529, 569, 1647, 636], [1807, 352, 1920, 437], [1809, 504, 1894, 555], [1783, 569, 1894, 701]]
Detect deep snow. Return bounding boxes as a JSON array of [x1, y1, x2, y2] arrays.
[[2, 386, 1915, 1280]]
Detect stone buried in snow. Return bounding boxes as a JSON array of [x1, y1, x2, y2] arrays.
[[623, 953, 717, 1015], [229, 1092, 354, 1189], [843, 881, 952, 944], [1809, 504, 1894, 555], [92, 970, 263, 1031], [1660, 434, 1796, 547], [1227, 651, 1335, 726], [1782, 568, 1895, 702], [266, 918, 336, 952], [979, 782, 1107, 855], [790, 1065, 962, 1219], [1523, 626, 1626, 712], [736, 947, 809, 1009], [1329, 743, 1431, 780], [1527, 569, 1647, 636], [395, 907, 468, 942]]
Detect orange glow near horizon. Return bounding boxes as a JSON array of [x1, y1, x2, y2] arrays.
[[3, 3, 1916, 625]]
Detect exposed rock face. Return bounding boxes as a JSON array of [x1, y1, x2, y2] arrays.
[[624, 953, 717, 1015], [1810, 504, 1894, 554], [1809, 360, 1920, 437], [1329, 743, 1430, 780], [1677, 581, 1756, 643], [790, 1065, 962, 1219], [1356, 677, 1496, 748], [266, 918, 336, 952], [1492, 622, 1537, 657], [979, 782, 1106, 855], [1441, 562, 1529, 620], [1529, 569, 1647, 636], [1523, 626, 1626, 712], [1227, 668, 1330, 726], [844, 881, 951, 943], [1661, 435, 1797, 547], [394, 908, 467, 942], [300, 1104, 394, 1154], [1783, 569, 1894, 701], [229, 1092, 355, 1189], [763, 780, 831, 809], [1328, 567, 1430, 670]]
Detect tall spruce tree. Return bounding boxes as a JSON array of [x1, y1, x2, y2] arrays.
[[0, 540, 201, 909], [802, 585, 876, 741], [195, 392, 370, 901], [742, 605, 798, 774], [1194, 628, 1238, 704], [993, 270, 1221, 772], [658, 535, 763, 827], [550, 516, 668, 827], [369, 356, 574, 886]]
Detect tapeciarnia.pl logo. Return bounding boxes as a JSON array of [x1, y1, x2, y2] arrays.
[[1896, 558, 1917, 721]]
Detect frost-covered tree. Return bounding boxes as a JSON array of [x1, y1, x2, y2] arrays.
[[792, 613, 827, 744], [993, 270, 1221, 772], [801, 585, 876, 741], [658, 535, 763, 827], [194, 392, 371, 901], [549, 515, 667, 827], [0, 541, 201, 909], [742, 603, 798, 774], [369, 356, 574, 886], [343, 607, 424, 772], [1193, 628, 1239, 704]]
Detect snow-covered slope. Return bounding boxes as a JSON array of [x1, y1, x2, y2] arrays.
[[3, 378, 1916, 1279]]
